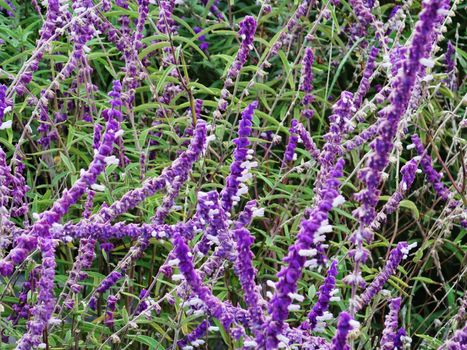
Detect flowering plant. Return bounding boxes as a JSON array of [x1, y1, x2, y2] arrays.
[[0, 0, 465, 349]]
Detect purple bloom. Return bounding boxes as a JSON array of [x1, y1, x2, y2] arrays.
[[0, 260, 13, 277], [445, 41, 457, 90], [199, 0, 224, 21], [0, 84, 12, 127], [411, 134, 451, 201], [352, 0, 449, 244], [355, 242, 413, 312], [173, 233, 234, 330], [226, 16, 257, 83], [234, 228, 264, 331], [296, 122, 320, 161], [331, 312, 359, 350], [393, 327, 407, 349], [301, 260, 338, 332], [300, 48, 315, 118], [354, 46, 379, 109], [194, 26, 209, 52], [104, 295, 118, 327], [370, 158, 419, 230], [445, 41, 456, 74], [260, 159, 344, 348], [380, 297, 402, 350], [220, 101, 257, 212], [177, 320, 210, 348], [284, 119, 299, 163], [440, 324, 467, 350], [343, 120, 381, 152]]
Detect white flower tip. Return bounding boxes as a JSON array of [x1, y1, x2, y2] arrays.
[[206, 135, 216, 143], [252, 207, 265, 217], [349, 319, 361, 330], [91, 183, 106, 192], [266, 280, 276, 288], [104, 155, 119, 166], [419, 58, 435, 68], [332, 195, 345, 207], [171, 274, 184, 282], [287, 304, 300, 312], [276, 334, 290, 344], [298, 249, 317, 257], [0, 120, 12, 130], [244, 340, 258, 347]]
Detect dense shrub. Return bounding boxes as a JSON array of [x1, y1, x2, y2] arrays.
[[0, 0, 465, 349]]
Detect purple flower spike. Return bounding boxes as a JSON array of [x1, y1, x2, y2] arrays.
[[331, 311, 359, 350], [260, 159, 344, 348], [440, 324, 467, 350], [446, 41, 456, 73], [393, 327, 407, 349], [199, 0, 225, 21], [300, 48, 315, 118], [226, 16, 257, 82], [284, 119, 299, 163], [173, 233, 234, 330], [355, 242, 414, 312], [104, 295, 118, 327], [234, 228, 264, 331], [177, 320, 210, 348], [354, 46, 379, 109], [411, 134, 451, 201], [301, 260, 338, 332], [0, 84, 12, 127], [194, 26, 209, 52], [296, 122, 320, 161], [220, 101, 257, 212], [380, 297, 402, 350]]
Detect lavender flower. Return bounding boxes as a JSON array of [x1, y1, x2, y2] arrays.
[[220, 101, 257, 212], [301, 260, 338, 332], [296, 122, 320, 161], [343, 121, 381, 152], [445, 41, 456, 73], [0, 84, 12, 127], [16, 0, 68, 95], [177, 320, 210, 349], [353, 46, 379, 109], [284, 119, 299, 163], [173, 233, 234, 330], [440, 324, 467, 350], [347, 0, 375, 40], [234, 228, 264, 331], [380, 297, 402, 350], [331, 312, 359, 350], [355, 242, 414, 312], [104, 295, 118, 327], [370, 158, 419, 231], [393, 327, 407, 350], [226, 16, 257, 83], [14, 81, 123, 349], [411, 134, 451, 201], [300, 48, 315, 118], [445, 41, 457, 90], [199, 0, 225, 21], [194, 26, 209, 52], [354, 0, 447, 228], [260, 159, 344, 348]]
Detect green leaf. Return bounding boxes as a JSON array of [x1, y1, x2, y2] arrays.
[[127, 335, 164, 350]]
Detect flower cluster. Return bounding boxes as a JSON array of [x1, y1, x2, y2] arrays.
[[0, 0, 463, 349]]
